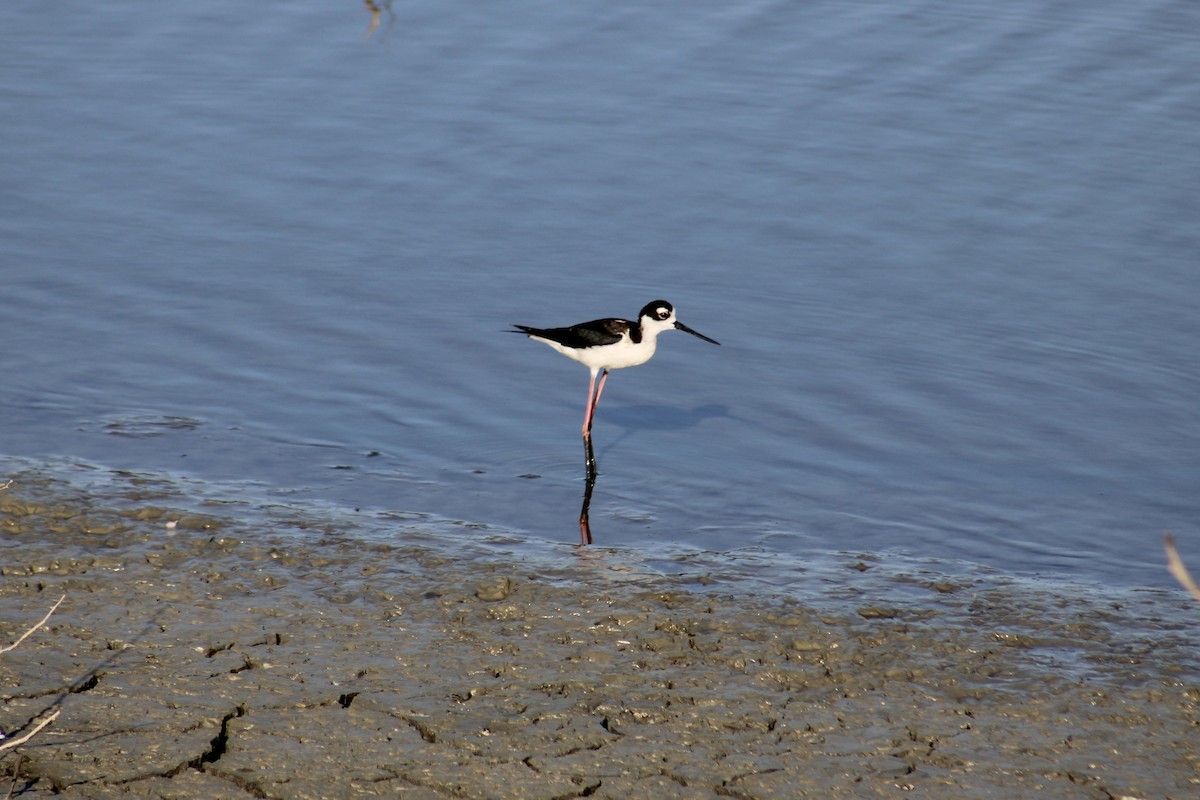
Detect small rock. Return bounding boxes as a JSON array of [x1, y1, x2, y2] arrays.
[[858, 606, 902, 619], [475, 577, 514, 602]]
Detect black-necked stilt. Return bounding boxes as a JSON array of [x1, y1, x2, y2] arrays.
[[512, 300, 720, 439]]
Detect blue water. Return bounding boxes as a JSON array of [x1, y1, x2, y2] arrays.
[[2, 0, 1198, 591]]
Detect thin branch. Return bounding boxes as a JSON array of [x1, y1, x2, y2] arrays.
[[0, 593, 68, 759], [0, 594, 66, 655], [0, 709, 60, 753], [5, 752, 23, 800], [1164, 533, 1200, 603]]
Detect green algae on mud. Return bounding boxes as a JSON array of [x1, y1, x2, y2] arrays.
[[1, 465, 1198, 799]]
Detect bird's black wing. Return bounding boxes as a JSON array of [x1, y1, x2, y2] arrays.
[[512, 318, 630, 348]]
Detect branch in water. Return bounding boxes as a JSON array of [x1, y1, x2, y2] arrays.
[[1164, 533, 1200, 603]]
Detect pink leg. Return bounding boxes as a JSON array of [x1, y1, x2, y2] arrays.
[[582, 370, 597, 438], [582, 369, 609, 438]]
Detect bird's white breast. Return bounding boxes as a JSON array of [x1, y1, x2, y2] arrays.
[[533, 331, 659, 371]]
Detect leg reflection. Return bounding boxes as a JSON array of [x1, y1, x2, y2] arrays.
[[578, 434, 597, 545]]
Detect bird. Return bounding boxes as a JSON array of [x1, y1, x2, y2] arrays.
[[512, 300, 719, 439]]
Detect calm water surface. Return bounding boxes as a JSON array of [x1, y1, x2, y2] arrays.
[[2, 0, 1198, 592]]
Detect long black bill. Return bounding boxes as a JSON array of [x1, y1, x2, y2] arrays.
[[675, 321, 720, 345]]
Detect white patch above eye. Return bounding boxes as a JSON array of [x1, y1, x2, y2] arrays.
[[656, 307, 670, 319]]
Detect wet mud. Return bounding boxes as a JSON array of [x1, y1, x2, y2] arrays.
[[1, 470, 1198, 799]]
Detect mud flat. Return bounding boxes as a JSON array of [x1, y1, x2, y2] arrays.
[[1, 466, 1198, 799]]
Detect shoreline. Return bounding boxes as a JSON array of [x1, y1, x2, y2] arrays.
[[2, 464, 1198, 798]]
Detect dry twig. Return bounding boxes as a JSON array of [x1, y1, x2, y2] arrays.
[[1164, 533, 1200, 603], [0, 710, 60, 755], [5, 753, 24, 800], [0, 594, 66, 655], [1, 595, 68, 760]]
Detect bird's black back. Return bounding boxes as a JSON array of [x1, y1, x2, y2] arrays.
[[512, 317, 634, 348]]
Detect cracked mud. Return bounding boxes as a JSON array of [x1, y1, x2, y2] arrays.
[[2, 471, 1198, 798]]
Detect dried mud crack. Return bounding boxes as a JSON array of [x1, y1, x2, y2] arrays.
[[2, 471, 1199, 798]]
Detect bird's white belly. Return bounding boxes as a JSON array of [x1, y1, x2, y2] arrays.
[[536, 334, 657, 371]]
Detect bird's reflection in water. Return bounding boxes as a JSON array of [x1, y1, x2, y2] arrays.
[[577, 404, 732, 545], [579, 435, 597, 545]]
